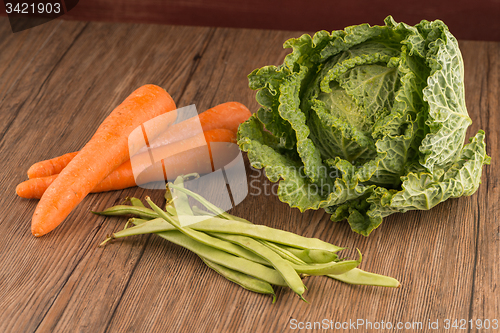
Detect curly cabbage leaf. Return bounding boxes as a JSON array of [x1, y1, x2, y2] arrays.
[[238, 16, 490, 236]]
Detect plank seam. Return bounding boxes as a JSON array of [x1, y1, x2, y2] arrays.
[[102, 234, 152, 333], [467, 194, 481, 333], [32, 220, 107, 333], [173, 27, 216, 103], [0, 20, 63, 106], [28, 22, 90, 119], [467, 44, 491, 332], [0, 21, 89, 152], [467, 51, 488, 329], [208, 50, 228, 108]]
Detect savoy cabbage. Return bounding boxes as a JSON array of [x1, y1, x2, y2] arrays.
[[237, 16, 490, 236]]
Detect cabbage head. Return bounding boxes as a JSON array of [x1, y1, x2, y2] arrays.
[[237, 16, 490, 236]]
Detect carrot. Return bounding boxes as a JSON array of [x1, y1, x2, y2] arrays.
[[17, 165, 137, 199], [16, 176, 56, 199], [26, 105, 178, 179], [27, 152, 79, 179], [31, 84, 177, 237], [135, 128, 238, 185], [143, 101, 251, 150], [130, 128, 234, 176], [24, 102, 251, 177], [17, 129, 237, 199]]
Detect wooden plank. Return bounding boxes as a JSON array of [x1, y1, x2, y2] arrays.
[[462, 40, 500, 328], [0, 20, 91, 333], [0, 18, 82, 148], [0, 20, 215, 333], [0, 19, 59, 104]]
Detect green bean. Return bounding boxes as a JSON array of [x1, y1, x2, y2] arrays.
[[290, 250, 361, 276], [169, 183, 239, 221], [124, 197, 146, 208], [96, 181, 401, 299], [103, 210, 341, 254], [277, 245, 339, 264], [328, 268, 400, 288], [185, 217, 343, 252], [264, 240, 361, 276], [165, 205, 176, 216], [164, 183, 173, 204], [211, 233, 306, 300], [169, 177, 194, 216], [200, 257, 276, 302], [98, 218, 162, 246], [107, 217, 355, 278], [112, 218, 174, 239], [259, 240, 307, 265], [146, 198, 271, 266], [191, 206, 211, 217], [169, 176, 258, 223], [128, 218, 151, 225], [192, 206, 251, 224], [155, 230, 287, 287], [92, 205, 158, 220]]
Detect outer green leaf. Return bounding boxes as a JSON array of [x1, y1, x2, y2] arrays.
[[419, 23, 472, 171]]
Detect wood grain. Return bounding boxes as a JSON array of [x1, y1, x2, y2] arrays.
[[0, 17, 498, 333], [461, 40, 500, 328]]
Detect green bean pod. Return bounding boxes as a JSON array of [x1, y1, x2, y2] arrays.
[[212, 233, 306, 300], [328, 268, 400, 288], [187, 218, 343, 253], [96, 178, 402, 299], [259, 240, 307, 265], [169, 183, 242, 222], [155, 230, 288, 287], [92, 205, 158, 220], [146, 198, 271, 266], [191, 206, 251, 224], [124, 197, 146, 208], [200, 257, 276, 302], [291, 251, 361, 276], [129, 218, 152, 226], [169, 177, 194, 216], [278, 245, 339, 264], [114, 217, 341, 256], [165, 205, 176, 216], [107, 218, 174, 240]]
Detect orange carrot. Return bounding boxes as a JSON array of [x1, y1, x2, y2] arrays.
[[144, 101, 251, 150], [16, 176, 56, 199], [135, 128, 238, 185], [31, 84, 177, 237], [27, 152, 79, 179], [130, 128, 234, 176], [24, 102, 251, 178], [17, 129, 237, 199]]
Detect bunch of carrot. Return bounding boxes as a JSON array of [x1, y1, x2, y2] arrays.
[[17, 84, 251, 237]]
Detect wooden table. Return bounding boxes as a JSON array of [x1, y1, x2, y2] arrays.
[[0, 18, 498, 333]]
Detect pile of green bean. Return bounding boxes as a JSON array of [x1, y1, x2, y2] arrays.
[[96, 175, 399, 302]]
